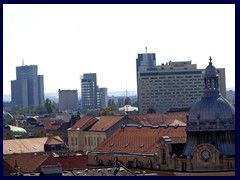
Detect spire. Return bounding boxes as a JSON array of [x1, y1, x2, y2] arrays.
[[209, 56, 212, 65]]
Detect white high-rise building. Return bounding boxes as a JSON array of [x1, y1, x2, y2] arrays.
[[136, 53, 226, 114]]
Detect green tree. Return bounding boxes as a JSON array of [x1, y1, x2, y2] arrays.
[[124, 97, 132, 105], [117, 97, 124, 107], [45, 98, 53, 113], [108, 99, 115, 107]]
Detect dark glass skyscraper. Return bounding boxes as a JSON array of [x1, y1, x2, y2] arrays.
[[81, 73, 98, 113], [11, 65, 44, 108]]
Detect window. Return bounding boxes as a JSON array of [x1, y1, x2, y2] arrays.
[[51, 145, 56, 151]]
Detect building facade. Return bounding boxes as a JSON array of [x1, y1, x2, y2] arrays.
[[81, 73, 98, 113], [99, 88, 108, 108], [58, 89, 78, 112], [11, 65, 44, 108], [68, 115, 138, 152], [136, 53, 226, 114]]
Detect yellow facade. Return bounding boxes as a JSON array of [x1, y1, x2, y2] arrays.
[[68, 129, 106, 152]]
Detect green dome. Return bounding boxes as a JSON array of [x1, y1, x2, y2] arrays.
[[3, 111, 14, 124], [4, 124, 27, 135]]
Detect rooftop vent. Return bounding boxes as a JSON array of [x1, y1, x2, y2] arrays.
[[110, 143, 114, 147], [107, 168, 112, 171], [137, 125, 143, 128], [125, 143, 129, 147], [140, 144, 144, 148], [97, 169, 102, 172], [84, 169, 89, 172], [121, 124, 126, 129]]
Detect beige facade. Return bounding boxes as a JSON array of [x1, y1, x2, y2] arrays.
[[68, 130, 107, 152]]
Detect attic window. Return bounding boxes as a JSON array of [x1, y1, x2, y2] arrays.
[[140, 144, 144, 148], [110, 143, 114, 147], [125, 143, 129, 147]]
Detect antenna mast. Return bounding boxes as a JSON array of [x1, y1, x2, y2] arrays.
[[145, 47, 147, 53], [22, 58, 24, 66]]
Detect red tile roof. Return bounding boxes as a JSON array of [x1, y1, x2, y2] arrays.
[[5, 153, 49, 172], [39, 118, 65, 130], [45, 136, 64, 145], [89, 115, 125, 132], [3, 160, 18, 176], [94, 125, 186, 154], [70, 116, 97, 130], [39, 154, 88, 171], [128, 112, 188, 125], [5, 153, 88, 173]]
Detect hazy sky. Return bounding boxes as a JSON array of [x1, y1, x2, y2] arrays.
[[3, 4, 235, 95]]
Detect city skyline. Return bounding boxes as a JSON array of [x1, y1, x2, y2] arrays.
[[3, 4, 235, 95]]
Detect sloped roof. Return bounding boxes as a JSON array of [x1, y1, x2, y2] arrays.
[[39, 118, 65, 130], [3, 160, 18, 176], [70, 116, 97, 130], [128, 112, 188, 125], [5, 153, 49, 173], [89, 115, 125, 132], [5, 153, 88, 173], [38, 154, 88, 171], [3, 136, 62, 155], [45, 136, 64, 145], [3, 137, 47, 155], [94, 125, 186, 154]]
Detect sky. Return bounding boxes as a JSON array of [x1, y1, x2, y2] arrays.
[[3, 4, 235, 95]]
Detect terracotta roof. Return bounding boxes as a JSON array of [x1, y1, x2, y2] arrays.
[[94, 125, 186, 154], [5, 153, 49, 173], [128, 112, 188, 125], [5, 153, 88, 173], [89, 115, 125, 131], [39, 154, 88, 171], [39, 118, 65, 130], [3, 160, 18, 176], [3, 137, 48, 155], [45, 136, 64, 145], [70, 116, 97, 130]]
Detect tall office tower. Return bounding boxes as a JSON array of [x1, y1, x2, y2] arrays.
[[11, 65, 45, 109], [136, 54, 226, 114], [81, 73, 98, 113], [58, 89, 78, 112], [99, 88, 108, 108]]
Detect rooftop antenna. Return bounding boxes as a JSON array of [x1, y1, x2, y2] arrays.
[[22, 58, 24, 66], [145, 47, 147, 53]]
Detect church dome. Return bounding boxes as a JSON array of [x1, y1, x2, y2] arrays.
[[188, 95, 235, 124], [187, 57, 235, 131]]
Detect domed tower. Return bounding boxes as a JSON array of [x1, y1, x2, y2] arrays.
[[182, 57, 235, 170]]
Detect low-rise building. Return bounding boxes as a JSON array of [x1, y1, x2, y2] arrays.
[[88, 123, 186, 169], [68, 115, 138, 152]]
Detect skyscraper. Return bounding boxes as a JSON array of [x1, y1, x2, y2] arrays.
[[136, 53, 226, 114], [11, 65, 45, 109], [81, 73, 98, 113]]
